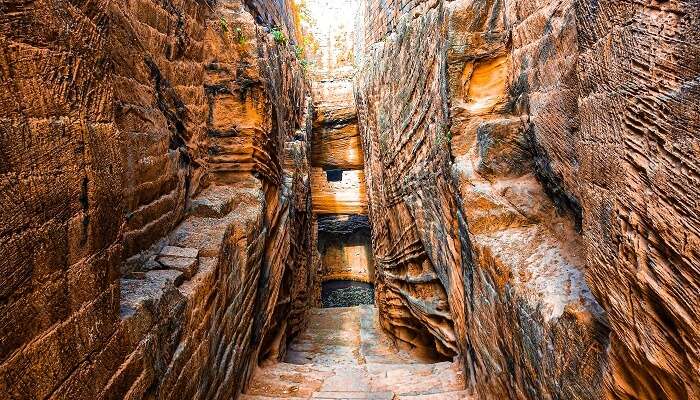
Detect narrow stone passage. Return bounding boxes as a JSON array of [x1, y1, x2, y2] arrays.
[[241, 2, 468, 398], [2, 0, 699, 399], [242, 306, 468, 399]]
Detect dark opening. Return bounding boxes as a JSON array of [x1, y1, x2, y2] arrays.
[[321, 280, 374, 308], [326, 169, 343, 182]]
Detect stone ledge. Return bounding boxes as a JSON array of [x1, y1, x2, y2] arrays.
[[321, 274, 373, 284], [472, 225, 602, 322], [119, 184, 263, 321], [188, 185, 239, 218]]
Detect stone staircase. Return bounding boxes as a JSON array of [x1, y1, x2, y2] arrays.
[[241, 306, 471, 400]]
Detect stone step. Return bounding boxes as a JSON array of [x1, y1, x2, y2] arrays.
[[398, 390, 473, 399], [312, 391, 394, 399], [243, 307, 466, 400], [366, 365, 465, 395], [240, 391, 397, 400]]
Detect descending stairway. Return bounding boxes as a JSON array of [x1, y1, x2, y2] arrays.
[[241, 306, 471, 400]]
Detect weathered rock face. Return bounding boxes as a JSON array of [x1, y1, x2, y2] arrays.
[[303, 0, 374, 303], [355, 0, 464, 360], [310, 168, 368, 214], [0, 0, 314, 399], [447, 1, 609, 397], [356, 0, 700, 399], [2, 0, 699, 399], [571, 2, 700, 398]]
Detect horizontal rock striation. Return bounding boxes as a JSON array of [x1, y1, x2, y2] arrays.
[[310, 168, 368, 215], [303, 0, 372, 306], [0, 0, 314, 399], [306, 0, 369, 217]]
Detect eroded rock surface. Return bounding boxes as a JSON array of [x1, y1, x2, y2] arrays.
[[306, 0, 368, 217], [317, 215, 374, 283], [355, 0, 466, 361], [1, 0, 699, 399], [574, 2, 700, 398], [447, 1, 610, 397], [0, 0, 315, 399], [355, 0, 700, 399], [303, 0, 374, 308]]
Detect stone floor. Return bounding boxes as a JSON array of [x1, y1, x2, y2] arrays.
[[241, 306, 471, 400]]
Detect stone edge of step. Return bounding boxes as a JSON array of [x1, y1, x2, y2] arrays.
[[311, 390, 394, 399]]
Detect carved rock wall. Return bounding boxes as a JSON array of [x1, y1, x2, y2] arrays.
[[245, 0, 303, 44], [447, 1, 609, 397], [304, 0, 373, 294], [1, 0, 699, 399], [355, 1, 464, 359], [306, 0, 368, 217], [355, 0, 700, 399], [317, 215, 374, 283], [572, 1, 700, 398], [0, 0, 314, 399]]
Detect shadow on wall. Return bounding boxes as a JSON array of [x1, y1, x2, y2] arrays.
[[316, 214, 375, 283]]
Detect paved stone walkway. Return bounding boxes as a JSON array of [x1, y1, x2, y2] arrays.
[[241, 306, 471, 399]]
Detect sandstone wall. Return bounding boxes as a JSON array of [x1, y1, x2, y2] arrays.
[[1, 1, 134, 397], [355, 0, 700, 399], [245, 0, 303, 44], [0, 0, 314, 399], [447, 0, 609, 397], [310, 168, 368, 214], [304, 0, 373, 292], [355, 2, 464, 359], [306, 0, 368, 217], [573, 1, 700, 398]]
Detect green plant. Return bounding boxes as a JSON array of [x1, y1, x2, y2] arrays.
[[292, 45, 312, 72], [437, 124, 452, 146], [271, 27, 287, 44], [235, 27, 246, 44], [219, 16, 229, 34], [293, 45, 304, 59]]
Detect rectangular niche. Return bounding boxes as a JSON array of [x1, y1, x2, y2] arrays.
[[326, 168, 344, 182]]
